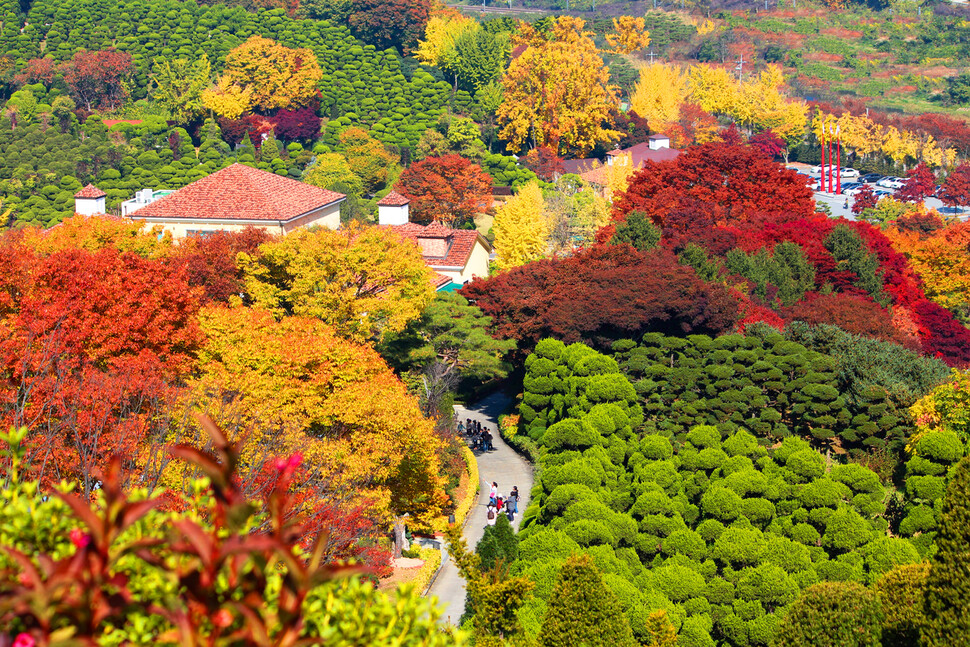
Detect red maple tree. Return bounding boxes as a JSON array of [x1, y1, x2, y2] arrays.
[[0, 246, 202, 491], [896, 162, 936, 203], [172, 227, 272, 304], [15, 57, 56, 87], [607, 137, 815, 237], [396, 154, 493, 227], [939, 163, 970, 208], [347, 0, 431, 53], [781, 292, 916, 349], [461, 244, 738, 356], [59, 49, 133, 111], [748, 130, 785, 159], [522, 146, 565, 182], [851, 185, 878, 217]]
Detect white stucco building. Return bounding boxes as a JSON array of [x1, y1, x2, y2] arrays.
[[122, 164, 345, 239]]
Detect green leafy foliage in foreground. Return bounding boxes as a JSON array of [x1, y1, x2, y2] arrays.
[[0, 424, 464, 646], [502, 337, 960, 647]]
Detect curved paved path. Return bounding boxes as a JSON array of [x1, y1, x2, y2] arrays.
[[427, 390, 535, 625]]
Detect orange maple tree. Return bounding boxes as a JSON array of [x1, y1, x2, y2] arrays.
[[886, 219, 970, 322], [182, 306, 447, 528], [395, 154, 492, 227], [0, 245, 202, 493]]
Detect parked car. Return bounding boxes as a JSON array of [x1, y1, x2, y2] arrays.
[[840, 167, 860, 178], [873, 188, 894, 197], [841, 183, 863, 195], [843, 185, 870, 196], [859, 173, 884, 184], [877, 177, 905, 189]]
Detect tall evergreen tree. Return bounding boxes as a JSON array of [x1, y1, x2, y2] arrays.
[[611, 210, 660, 252], [478, 513, 519, 572], [775, 581, 883, 647], [922, 455, 970, 646], [538, 553, 636, 647]]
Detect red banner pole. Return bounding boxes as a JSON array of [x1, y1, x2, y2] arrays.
[[820, 131, 827, 193], [827, 137, 834, 194], [836, 135, 842, 194]]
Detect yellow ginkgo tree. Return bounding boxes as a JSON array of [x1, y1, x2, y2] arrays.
[[493, 180, 548, 270]]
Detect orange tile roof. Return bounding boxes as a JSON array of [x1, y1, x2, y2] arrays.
[[432, 272, 452, 289], [390, 222, 491, 271], [377, 191, 410, 206], [130, 164, 345, 222], [580, 166, 609, 186], [74, 184, 106, 199]]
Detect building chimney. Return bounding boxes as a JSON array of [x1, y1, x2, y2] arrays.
[[73, 184, 106, 216], [648, 135, 670, 151], [377, 191, 410, 226]]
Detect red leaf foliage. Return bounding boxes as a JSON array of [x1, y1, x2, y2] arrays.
[[59, 49, 133, 111], [0, 245, 202, 490], [851, 185, 878, 216], [521, 146, 565, 182], [748, 129, 785, 159], [396, 154, 493, 227], [896, 163, 936, 203], [272, 106, 322, 142], [939, 163, 970, 208], [346, 0, 431, 53], [15, 58, 56, 87], [172, 228, 272, 304], [461, 244, 739, 355], [606, 138, 814, 239], [781, 292, 917, 349]]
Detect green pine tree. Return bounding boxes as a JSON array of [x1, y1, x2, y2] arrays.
[[824, 224, 888, 305], [678, 243, 721, 283], [921, 455, 970, 646], [775, 581, 883, 647], [478, 513, 519, 572], [537, 553, 636, 647], [261, 130, 281, 163], [237, 133, 256, 164], [611, 210, 661, 252]]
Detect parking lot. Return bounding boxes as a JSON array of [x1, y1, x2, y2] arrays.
[[796, 169, 966, 221]]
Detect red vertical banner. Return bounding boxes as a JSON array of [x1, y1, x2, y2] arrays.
[[835, 124, 842, 195], [820, 128, 827, 193], [827, 132, 834, 194]]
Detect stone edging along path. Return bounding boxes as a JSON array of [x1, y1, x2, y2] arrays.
[[425, 390, 535, 625]]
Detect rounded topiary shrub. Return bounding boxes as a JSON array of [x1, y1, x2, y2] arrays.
[[775, 581, 883, 647]]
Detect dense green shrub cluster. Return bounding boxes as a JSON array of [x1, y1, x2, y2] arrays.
[[899, 429, 967, 555], [509, 338, 931, 647], [781, 323, 950, 424], [7, 0, 452, 128], [0, 116, 309, 227], [611, 331, 919, 456]]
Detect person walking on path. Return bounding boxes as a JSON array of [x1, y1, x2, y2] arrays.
[[485, 505, 497, 527], [509, 486, 519, 514], [427, 391, 535, 626]]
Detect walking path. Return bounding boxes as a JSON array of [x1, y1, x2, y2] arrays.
[[427, 390, 535, 626]]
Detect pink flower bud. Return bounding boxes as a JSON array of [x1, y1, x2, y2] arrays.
[[213, 608, 233, 628], [13, 633, 36, 647], [69, 528, 91, 550]]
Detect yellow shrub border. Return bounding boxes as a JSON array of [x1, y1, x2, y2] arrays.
[[415, 546, 442, 596], [453, 445, 479, 529]]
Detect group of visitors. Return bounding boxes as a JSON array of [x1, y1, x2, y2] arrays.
[[459, 418, 493, 452], [485, 481, 518, 527]]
